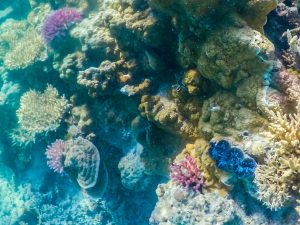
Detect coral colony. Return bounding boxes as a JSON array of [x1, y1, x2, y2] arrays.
[[0, 0, 300, 224], [45, 139, 65, 174], [41, 8, 82, 44], [170, 155, 205, 192]]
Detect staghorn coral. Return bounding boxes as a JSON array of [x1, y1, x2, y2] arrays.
[[3, 27, 46, 71], [16, 85, 68, 137], [254, 99, 300, 211], [0, 19, 47, 71]]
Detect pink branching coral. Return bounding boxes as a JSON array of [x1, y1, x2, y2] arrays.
[[45, 139, 65, 174], [42, 8, 82, 44], [170, 155, 205, 192]]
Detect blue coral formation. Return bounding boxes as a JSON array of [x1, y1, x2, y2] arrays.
[[209, 140, 256, 178]]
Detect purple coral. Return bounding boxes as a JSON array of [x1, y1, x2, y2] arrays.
[[45, 139, 65, 174], [170, 155, 205, 192], [41, 8, 82, 44]]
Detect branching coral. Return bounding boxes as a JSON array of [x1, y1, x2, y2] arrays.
[[16, 85, 68, 136], [254, 100, 300, 211], [3, 28, 46, 70], [0, 19, 46, 71], [170, 154, 205, 192], [42, 8, 82, 44]]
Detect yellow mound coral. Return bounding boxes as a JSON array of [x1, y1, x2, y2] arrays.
[[17, 85, 68, 136]]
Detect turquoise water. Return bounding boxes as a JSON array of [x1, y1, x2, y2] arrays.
[[0, 0, 299, 224]]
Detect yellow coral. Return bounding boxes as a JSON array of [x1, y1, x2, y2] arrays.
[[254, 101, 300, 211], [17, 85, 68, 136]]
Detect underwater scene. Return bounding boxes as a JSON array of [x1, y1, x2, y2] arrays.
[[0, 0, 300, 224]]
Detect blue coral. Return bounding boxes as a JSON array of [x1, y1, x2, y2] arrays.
[[209, 140, 256, 178]]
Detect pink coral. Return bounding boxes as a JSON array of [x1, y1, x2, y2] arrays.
[[45, 139, 65, 174], [170, 155, 205, 192]]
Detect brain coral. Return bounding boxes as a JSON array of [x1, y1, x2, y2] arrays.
[[16, 85, 68, 136], [42, 8, 82, 44]]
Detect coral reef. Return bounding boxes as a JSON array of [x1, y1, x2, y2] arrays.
[[254, 100, 300, 211], [46, 133, 108, 198], [0, 0, 299, 224]]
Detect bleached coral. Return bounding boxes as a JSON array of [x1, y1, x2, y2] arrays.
[[16, 85, 68, 136], [0, 166, 36, 224]]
